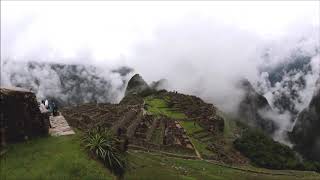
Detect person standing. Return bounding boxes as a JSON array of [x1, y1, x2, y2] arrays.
[[52, 102, 58, 116], [39, 100, 51, 128], [45, 99, 49, 109], [39, 100, 48, 113]]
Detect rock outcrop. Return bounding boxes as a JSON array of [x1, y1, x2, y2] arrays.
[[0, 87, 49, 146], [125, 74, 150, 96], [238, 79, 278, 135], [290, 79, 320, 161]]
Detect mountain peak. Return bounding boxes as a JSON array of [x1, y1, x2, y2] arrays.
[[125, 74, 149, 96]]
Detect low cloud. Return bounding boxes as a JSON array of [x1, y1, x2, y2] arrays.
[[1, 5, 319, 145], [1, 60, 133, 105]]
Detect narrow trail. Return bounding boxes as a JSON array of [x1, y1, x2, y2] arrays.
[[177, 121, 202, 159], [49, 114, 75, 136], [193, 147, 202, 160]]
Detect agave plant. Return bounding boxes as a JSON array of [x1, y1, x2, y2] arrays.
[[82, 127, 126, 178]]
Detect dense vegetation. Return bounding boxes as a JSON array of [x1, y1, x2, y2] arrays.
[[234, 129, 320, 172]]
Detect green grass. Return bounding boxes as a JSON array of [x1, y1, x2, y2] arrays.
[[0, 135, 114, 180], [190, 137, 215, 157], [216, 110, 239, 140], [126, 151, 320, 180], [2, 134, 319, 180], [145, 96, 187, 119], [179, 121, 215, 157], [179, 121, 203, 134]]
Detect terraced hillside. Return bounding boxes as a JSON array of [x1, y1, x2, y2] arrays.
[[59, 69, 320, 175], [61, 91, 247, 164]]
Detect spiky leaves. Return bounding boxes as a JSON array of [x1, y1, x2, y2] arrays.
[[82, 127, 126, 178]]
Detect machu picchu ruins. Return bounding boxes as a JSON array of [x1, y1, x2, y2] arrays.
[[58, 74, 248, 164]]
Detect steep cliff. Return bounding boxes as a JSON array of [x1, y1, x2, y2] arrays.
[[290, 78, 320, 161], [238, 79, 278, 135]]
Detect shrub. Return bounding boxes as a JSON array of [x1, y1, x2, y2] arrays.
[[234, 129, 300, 170], [82, 127, 127, 178], [234, 129, 320, 172], [300, 161, 320, 172]]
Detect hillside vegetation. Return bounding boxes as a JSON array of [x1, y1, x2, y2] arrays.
[[234, 129, 320, 172], [2, 135, 320, 180]]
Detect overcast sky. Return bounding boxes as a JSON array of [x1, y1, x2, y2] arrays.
[[2, 1, 319, 132], [1, 1, 319, 63]]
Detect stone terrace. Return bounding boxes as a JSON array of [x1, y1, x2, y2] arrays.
[[61, 96, 197, 156], [160, 91, 224, 134]]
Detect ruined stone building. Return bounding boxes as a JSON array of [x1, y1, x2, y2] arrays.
[[0, 87, 49, 147]]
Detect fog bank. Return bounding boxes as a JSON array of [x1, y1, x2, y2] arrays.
[[1, 1, 319, 143]]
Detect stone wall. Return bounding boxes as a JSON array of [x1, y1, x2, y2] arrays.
[[0, 87, 49, 146]]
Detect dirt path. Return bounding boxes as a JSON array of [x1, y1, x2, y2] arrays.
[[176, 121, 202, 159], [49, 115, 75, 136], [193, 147, 202, 159]]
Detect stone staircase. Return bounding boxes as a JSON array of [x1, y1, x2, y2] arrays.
[[49, 115, 75, 136]]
